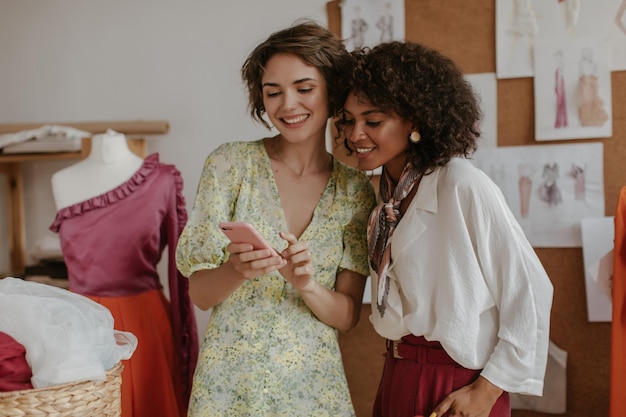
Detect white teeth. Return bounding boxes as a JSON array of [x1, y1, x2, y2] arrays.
[[356, 148, 373, 153], [283, 115, 308, 124]]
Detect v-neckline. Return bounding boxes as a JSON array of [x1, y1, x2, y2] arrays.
[[260, 139, 335, 240]]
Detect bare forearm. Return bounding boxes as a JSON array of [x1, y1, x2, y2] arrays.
[[189, 242, 286, 310], [188, 262, 245, 310], [298, 271, 366, 332]]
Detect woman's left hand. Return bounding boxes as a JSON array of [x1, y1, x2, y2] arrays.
[[277, 231, 315, 291], [429, 376, 503, 417]]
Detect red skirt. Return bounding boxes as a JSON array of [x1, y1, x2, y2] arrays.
[[373, 335, 510, 417], [88, 289, 185, 417]]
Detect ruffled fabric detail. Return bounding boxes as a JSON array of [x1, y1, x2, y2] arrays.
[[163, 161, 188, 234], [49, 153, 161, 232], [159, 161, 199, 407]]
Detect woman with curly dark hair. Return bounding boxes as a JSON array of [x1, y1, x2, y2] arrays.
[[339, 41, 553, 417]]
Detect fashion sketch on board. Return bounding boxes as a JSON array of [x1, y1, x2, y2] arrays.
[[518, 163, 536, 218], [509, 0, 539, 38], [534, 37, 612, 140], [496, 0, 539, 78], [472, 142, 605, 248], [559, 0, 582, 35], [538, 163, 563, 207], [570, 162, 586, 200], [554, 49, 568, 128], [376, 2, 394, 42], [577, 46, 609, 127], [341, 0, 405, 51], [497, 0, 626, 78], [350, 6, 368, 49]]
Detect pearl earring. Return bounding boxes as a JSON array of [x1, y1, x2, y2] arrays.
[[409, 131, 421, 143]]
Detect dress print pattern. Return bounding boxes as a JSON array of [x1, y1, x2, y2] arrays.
[[176, 140, 376, 417]]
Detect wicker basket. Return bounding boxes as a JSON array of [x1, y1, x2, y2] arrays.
[[0, 362, 123, 417]]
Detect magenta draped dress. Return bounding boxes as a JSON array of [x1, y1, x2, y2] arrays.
[[50, 153, 198, 417]]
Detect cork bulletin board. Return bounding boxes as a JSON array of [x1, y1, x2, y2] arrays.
[[329, 1, 626, 416]]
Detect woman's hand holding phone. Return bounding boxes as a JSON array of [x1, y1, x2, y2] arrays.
[[219, 222, 285, 280]]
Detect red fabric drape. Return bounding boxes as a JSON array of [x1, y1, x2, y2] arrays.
[[0, 331, 33, 392]]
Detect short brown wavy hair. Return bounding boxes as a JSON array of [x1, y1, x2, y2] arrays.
[[338, 41, 482, 174], [241, 20, 351, 130]]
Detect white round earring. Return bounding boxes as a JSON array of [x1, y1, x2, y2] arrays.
[[409, 131, 421, 143]]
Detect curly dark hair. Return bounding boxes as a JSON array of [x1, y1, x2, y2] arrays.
[[241, 20, 351, 130], [338, 41, 482, 174]]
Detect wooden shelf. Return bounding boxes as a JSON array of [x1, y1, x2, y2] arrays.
[[0, 151, 82, 163]]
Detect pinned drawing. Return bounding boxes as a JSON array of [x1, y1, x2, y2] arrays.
[[496, 0, 626, 79], [496, 0, 539, 78], [341, 0, 405, 51], [534, 37, 612, 140], [472, 142, 604, 248], [559, 0, 582, 35], [518, 163, 536, 218], [350, 6, 369, 49], [554, 50, 568, 128], [577, 47, 609, 127], [377, 2, 394, 43], [570, 162, 586, 200], [538, 163, 563, 207], [509, 0, 539, 39]]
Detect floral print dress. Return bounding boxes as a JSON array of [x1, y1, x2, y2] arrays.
[[176, 139, 376, 417]]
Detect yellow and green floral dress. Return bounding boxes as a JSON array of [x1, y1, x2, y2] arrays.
[[176, 139, 376, 417]]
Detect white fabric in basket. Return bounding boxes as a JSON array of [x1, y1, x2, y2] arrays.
[[0, 277, 137, 388]]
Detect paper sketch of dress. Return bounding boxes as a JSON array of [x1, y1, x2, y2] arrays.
[[554, 50, 568, 128], [377, 2, 394, 43], [519, 163, 536, 218], [539, 163, 563, 207], [570, 163, 586, 200], [577, 47, 609, 127], [559, 0, 582, 35], [351, 6, 368, 49], [509, 0, 539, 37]]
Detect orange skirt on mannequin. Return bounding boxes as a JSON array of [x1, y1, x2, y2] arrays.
[[89, 289, 185, 417]]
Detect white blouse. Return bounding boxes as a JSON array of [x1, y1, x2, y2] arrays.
[[369, 158, 553, 396]]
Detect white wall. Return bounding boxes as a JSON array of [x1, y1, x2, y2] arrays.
[[0, 0, 330, 332]]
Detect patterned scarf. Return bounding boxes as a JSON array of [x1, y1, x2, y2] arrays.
[[368, 162, 422, 317]]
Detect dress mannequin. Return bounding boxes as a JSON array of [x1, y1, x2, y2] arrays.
[[49, 135, 198, 417], [51, 129, 143, 210]]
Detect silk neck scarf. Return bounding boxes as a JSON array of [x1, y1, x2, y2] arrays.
[[368, 162, 422, 317]]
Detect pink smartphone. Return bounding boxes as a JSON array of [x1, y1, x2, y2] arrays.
[[219, 221, 278, 256]]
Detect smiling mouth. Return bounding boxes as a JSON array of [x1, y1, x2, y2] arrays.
[[356, 147, 374, 154], [282, 115, 309, 124]]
